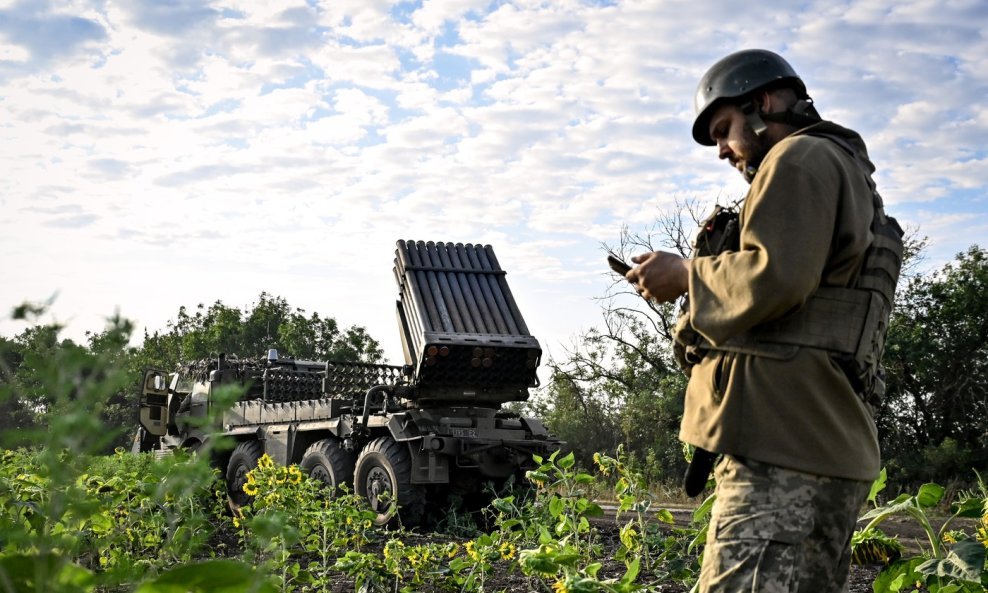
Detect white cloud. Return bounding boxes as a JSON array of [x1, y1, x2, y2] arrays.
[[2, 0, 987, 364], [221, 0, 313, 25], [309, 42, 400, 87], [0, 41, 29, 61], [333, 87, 389, 123], [412, 0, 486, 34], [314, 0, 404, 43]]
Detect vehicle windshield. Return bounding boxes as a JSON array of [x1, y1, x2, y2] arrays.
[[171, 373, 195, 395]]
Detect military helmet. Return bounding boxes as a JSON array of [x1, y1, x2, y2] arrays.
[[692, 49, 806, 146]]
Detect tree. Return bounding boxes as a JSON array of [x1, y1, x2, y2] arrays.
[[542, 313, 689, 484], [138, 292, 384, 373], [528, 370, 622, 471], [0, 310, 135, 450], [533, 201, 701, 483], [0, 336, 34, 436], [878, 245, 988, 486], [1, 293, 386, 452], [2, 324, 73, 419], [85, 316, 140, 447]]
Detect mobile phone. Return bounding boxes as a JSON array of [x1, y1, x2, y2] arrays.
[[607, 253, 632, 276]]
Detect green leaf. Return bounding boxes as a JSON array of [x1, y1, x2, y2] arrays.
[[949, 496, 985, 519], [557, 451, 576, 470], [655, 508, 675, 524], [569, 577, 600, 593], [871, 556, 927, 593], [578, 517, 591, 533], [916, 483, 945, 508], [868, 467, 888, 505], [692, 492, 716, 524], [618, 494, 636, 512], [619, 522, 637, 548], [0, 554, 95, 592], [527, 470, 551, 484], [521, 555, 558, 576], [552, 552, 583, 567], [537, 525, 553, 544], [87, 512, 114, 533], [492, 496, 515, 513], [135, 559, 277, 593], [915, 540, 986, 584], [889, 572, 911, 591], [548, 496, 564, 518], [859, 493, 915, 523], [621, 557, 641, 584]]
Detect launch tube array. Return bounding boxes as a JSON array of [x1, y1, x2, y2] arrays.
[[393, 240, 541, 391]]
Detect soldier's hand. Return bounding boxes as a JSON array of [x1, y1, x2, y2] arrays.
[[627, 251, 690, 303]]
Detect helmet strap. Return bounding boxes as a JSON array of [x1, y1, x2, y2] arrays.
[[735, 93, 820, 185], [760, 98, 822, 130], [740, 100, 768, 183], [740, 100, 768, 137]]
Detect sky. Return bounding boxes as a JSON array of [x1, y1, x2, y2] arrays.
[[2, 0, 987, 368]]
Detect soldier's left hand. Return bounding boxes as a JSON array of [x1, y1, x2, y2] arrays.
[[627, 251, 690, 303]]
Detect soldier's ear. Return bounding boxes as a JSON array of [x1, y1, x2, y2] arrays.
[[754, 90, 773, 114]]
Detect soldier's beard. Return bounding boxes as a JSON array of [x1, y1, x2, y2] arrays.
[[736, 123, 773, 184]]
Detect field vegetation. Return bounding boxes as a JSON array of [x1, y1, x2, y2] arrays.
[[1, 241, 986, 591]]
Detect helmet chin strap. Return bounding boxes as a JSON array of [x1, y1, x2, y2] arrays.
[[743, 165, 759, 184], [738, 100, 766, 184], [761, 99, 822, 129], [737, 97, 822, 183], [740, 100, 768, 137]]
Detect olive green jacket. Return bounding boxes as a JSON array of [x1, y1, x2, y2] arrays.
[[680, 121, 881, 481]]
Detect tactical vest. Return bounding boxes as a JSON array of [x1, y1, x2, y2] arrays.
[[673, 134, 904, 410]]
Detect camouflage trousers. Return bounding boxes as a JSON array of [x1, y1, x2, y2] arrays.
[[698, 456, 870, 593]]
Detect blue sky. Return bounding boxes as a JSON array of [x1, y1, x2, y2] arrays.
[[2, 0, 986, 367]]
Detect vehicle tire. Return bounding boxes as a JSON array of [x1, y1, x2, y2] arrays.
[[300, 438, 355, 496], [354, 437, 425, 527], [226, 440, 264, 508]]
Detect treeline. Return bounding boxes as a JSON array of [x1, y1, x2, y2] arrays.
[[2, 245, 986, 495], [0, 293, 382, 451], [528, 244, 988, 494]]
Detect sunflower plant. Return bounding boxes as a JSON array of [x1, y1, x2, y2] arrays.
[[234, 455, 322, 591], [857, 470, 988, 593], [234, 454, 386, 591]]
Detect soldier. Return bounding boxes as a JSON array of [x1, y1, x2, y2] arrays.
[[627, 49, 902, 592]]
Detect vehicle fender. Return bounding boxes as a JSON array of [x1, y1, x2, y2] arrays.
[[520, 415, 551, 439], [384, 412, 450, 484], [386, 412, 422, 442]]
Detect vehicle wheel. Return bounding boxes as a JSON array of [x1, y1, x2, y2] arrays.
[[226, 440, 264, 508], [354, 437, 425, 527], [300, 438, 355, 496]]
